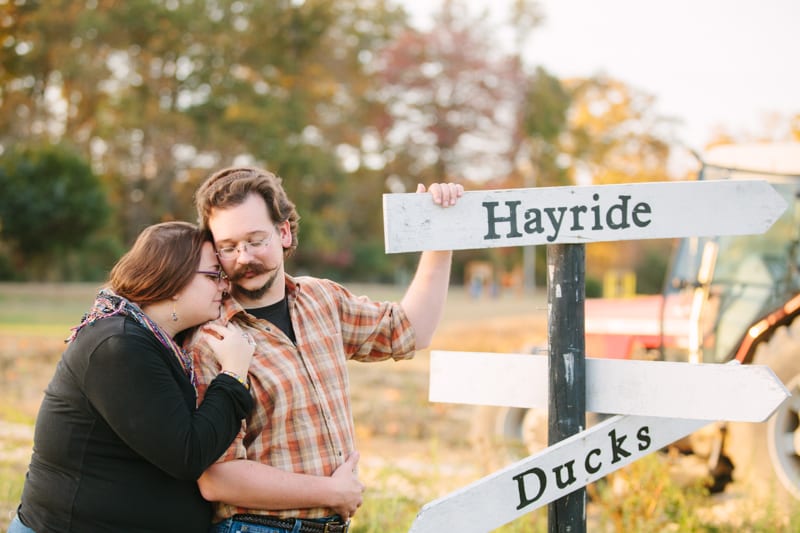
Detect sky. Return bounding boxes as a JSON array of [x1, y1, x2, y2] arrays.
[[404, 0, 800, 161]]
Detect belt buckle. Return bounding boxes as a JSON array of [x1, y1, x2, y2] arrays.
[[323, 522, 347, 533]]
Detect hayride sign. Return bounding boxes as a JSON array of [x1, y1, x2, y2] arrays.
[[382, 180, 788, 533], [383, 180, 783, 252]]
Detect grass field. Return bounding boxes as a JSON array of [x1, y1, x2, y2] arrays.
[[1, 282, 798, 532]]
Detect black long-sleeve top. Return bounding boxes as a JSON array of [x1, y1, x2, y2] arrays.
[[16, 315, 253, 533]]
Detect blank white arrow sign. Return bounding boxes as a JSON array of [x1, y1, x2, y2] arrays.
[[383, 180, 786, 253], [429, 352, 790, 422]]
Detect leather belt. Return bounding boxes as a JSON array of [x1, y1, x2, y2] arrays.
[[232, 514, 349, 533]]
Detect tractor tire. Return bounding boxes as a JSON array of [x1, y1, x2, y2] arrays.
[[470, 406, 605, 472], [470, 406, 548, 471], [724, 318, 800, 507]]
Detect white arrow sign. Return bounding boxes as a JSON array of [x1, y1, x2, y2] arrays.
[[429, 352, 790, 422], [409, 414, 710, 533], [383, 180, 786, 253]]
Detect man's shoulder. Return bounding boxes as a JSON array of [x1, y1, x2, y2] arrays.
[[183, 321, 209, 349], [183, 319, 226, 364], [291, 276, 374, 311], [288, 273, 327, 287], [290, 274, 349, 296]]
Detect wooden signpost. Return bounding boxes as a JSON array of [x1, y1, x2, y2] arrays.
[[382, 180, 788, 533]]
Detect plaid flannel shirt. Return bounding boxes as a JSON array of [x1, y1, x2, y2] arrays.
[[186, 275, 415, 522]]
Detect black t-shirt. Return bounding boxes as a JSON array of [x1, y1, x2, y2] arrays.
[[17, 315, 253, 533], [248, 296, 296, 343]]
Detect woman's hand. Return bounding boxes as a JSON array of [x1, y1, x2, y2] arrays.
[[200, 322, 255, 377]]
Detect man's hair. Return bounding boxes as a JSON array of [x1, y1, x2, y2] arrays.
[[109, 221, 208, 306], [195, 166, 299, 256]]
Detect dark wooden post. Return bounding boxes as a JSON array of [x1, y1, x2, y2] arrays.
[[547, 243, 587, 533]]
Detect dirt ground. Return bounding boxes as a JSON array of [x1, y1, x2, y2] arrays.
[[348, 288, 551, 502]]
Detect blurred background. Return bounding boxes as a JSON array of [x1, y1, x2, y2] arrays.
[[2, 2, 800, 530], [1, 0, 796, 292]]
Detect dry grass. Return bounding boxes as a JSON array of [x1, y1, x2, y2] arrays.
[[0, 282, 548, 529], [4, 283, 795, 531]]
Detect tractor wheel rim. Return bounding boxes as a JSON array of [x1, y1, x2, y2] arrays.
[[767, 373, 800, 499]]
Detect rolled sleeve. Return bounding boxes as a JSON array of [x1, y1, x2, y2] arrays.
[[324, 282, 416, 362]]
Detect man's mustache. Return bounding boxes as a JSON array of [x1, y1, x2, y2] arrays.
[[229, 261, 268, 282]]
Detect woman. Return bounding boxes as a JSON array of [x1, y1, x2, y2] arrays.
[[9, 221, 256, 533]]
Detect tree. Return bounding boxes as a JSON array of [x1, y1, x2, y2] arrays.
[[0, 0, 680, 285], [562, 76, 673, 185], [0, 0, 410, 278], [501, 65, 573, 191], [0, 143, 110, 280], [512, 66, 573, 291], [562, 76, 675, 284], [375, 0, 522, 185], [175, 0, 408, 275]]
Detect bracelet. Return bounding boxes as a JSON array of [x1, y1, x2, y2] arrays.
[[219, 370, 250, 390]]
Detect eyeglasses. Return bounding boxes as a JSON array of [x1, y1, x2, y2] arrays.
[[196, 270, 228, 283], [215, 232, 275, 261]]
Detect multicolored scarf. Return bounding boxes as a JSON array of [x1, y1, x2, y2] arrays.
[[67, 288, 197, 393]]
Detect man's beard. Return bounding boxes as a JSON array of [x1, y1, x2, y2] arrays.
[[229, 261, 279, 301]]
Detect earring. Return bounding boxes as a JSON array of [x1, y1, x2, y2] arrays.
[[172, 301, 178, 322]]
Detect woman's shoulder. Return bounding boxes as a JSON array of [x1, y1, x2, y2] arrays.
[[58, 315, 151, 382], [67, 314, 162, 361]]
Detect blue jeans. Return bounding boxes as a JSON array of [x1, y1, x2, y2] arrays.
[[210, 516, 344, 533], [210, 518, 293, 533], [7, 515, 36, 533]]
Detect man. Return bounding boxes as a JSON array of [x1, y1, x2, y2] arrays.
[[186, 166, 463, 533]]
